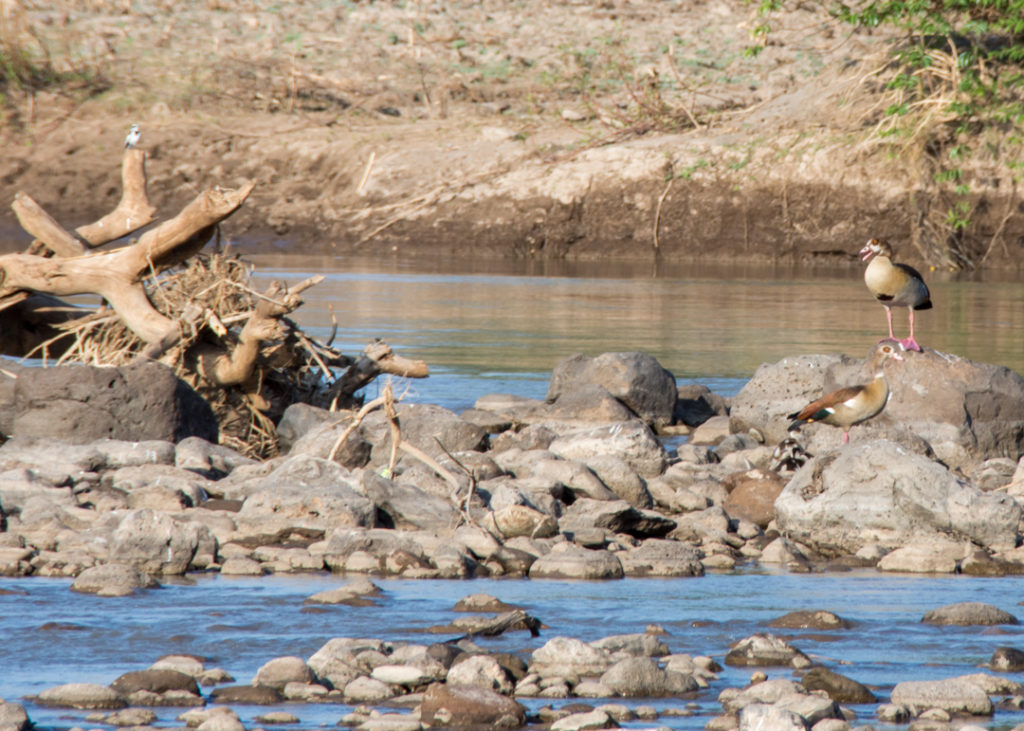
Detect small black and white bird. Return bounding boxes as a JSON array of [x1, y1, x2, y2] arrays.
[[124, 123, 141, 149]]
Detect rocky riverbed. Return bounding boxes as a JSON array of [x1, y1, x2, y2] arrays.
[[2, 345, 1024, 730]]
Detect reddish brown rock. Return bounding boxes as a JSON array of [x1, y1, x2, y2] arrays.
[[420, 683, 526, 729]]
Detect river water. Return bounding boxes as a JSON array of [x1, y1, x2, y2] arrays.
[[4, 254, 1024, 730]]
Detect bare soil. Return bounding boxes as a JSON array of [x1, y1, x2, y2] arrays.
[[2, 0, 1022, 269]]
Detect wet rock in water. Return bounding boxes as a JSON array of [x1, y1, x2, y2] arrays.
[[253, 656, 315, 689], [616, 539, 704, 578], [528, 544, 624, 580], [196, 711, 246, 731], [110, 668, 201, 698], [724, 633, 812, 668], [343, 676, 394, 702], [799, 667, 876, 703], [599, 657, 698, 697], [453, 593, 520, 613], [775, 440, 1020, 556], [370, 664, 429, 688], [737, 704, 806, 730], [592, 633, 667, 659], [530, 637, 614, 678], [990, 646, 1024, 671], [305, 577, 382, 606], [723, 677, 841, 727], [721, 468, 786, 529], [34, 683, 126, 710], [308, 637, 385, 690], [209, 685, 283, 705], [219, 556, 265, 576], [548, 708, 614, 731], [70, 563, 159, 597], [0, 701, 30, 731], [922, 602, 1018, 626], [86, 707, 158, 727], [876, 539, 965, 573], [420, 683, 527, 729], [447, 655, 515, 694], [768, 610, 851, 630], [150, 655, 205, 677], [109, 508, 203, 575], [548, 421, 667, 478], [547, 351, 678, 428], [254, 711, 299, 725], [890, 677, 994, 716]]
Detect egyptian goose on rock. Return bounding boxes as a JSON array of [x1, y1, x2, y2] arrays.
[[860, 238, 932, 352], [787, 340, 905, 444]]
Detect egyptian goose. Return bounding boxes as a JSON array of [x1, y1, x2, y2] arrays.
[[860, 238, 932, 352], [787, 340, 905, 444]]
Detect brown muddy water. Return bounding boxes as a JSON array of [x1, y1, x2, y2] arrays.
[[246, 253, 1024, 409]]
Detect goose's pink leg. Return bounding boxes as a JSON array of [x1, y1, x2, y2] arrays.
[[901, 308, 923, 352]]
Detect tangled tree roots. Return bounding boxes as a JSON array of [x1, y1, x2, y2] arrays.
[[0, 149, 428, 457]]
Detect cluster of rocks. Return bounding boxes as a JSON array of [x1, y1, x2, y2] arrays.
[[3, 347, 1024, 730], [13, 593, 1024, 731], [1, 348, 1023, 586]]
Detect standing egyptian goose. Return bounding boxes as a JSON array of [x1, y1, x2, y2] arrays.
[[787, 340, 905, 444], [860, 238, 932, 352]]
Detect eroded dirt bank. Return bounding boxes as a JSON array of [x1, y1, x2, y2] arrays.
[[1, 1, 1022, 268]]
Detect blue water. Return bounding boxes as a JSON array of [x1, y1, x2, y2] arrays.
[[3, 571, 1024, 730], [5, 258, 1024, 730]]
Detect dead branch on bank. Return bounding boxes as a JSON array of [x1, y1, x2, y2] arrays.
[[0, 148, 429, 457]]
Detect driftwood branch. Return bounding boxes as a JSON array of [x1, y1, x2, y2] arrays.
[[12, 194, 86, 257], [330, 340, 430, 404], [19, 149, 157, 256], [0, 181, 255, 344]]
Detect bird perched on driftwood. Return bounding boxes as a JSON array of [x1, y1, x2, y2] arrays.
[[787, 340, 905, 444], [860, 237, 932, 352], [124, 123, 141, 149]]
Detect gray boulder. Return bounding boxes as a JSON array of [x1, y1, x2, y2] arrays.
[[530, 637, 614, 678], [548, 420, 667, 477], [5, 361, 217, 444], [0, 701, 30, 731], [775, 440, 1020, 555], [322, 528, 431, 574], [360, 403, 487, 466], [528, 544, 623, 580], [890, 677, 993, 715], [35, 683, 125, 710], [361, 471, 458, 532], [420, 683, 526, 729], [922, 602, 1018, 626], [70, 563, 159, 597], [617, 539, 704, 577], [235, 455, 375, 531], [731, 347, 1024, 467], [724, 634, 812, 668], [599, 657, 698, 697], [559, 499, 676, 539], [547, 352, 678, 427], [109, 509, 202, 575]]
